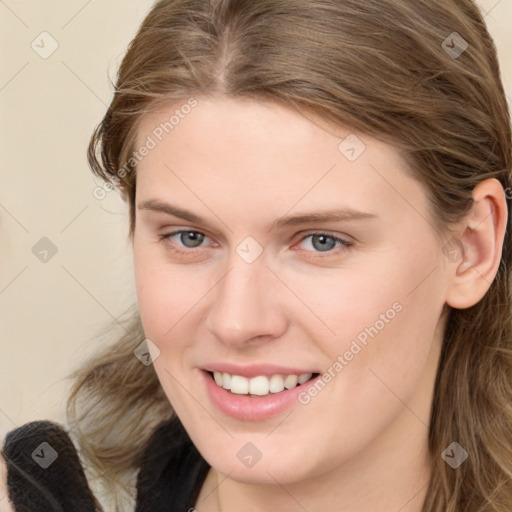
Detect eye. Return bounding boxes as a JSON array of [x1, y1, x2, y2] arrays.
[[297, 233, 353, 253], [158, 230, 210, 249]]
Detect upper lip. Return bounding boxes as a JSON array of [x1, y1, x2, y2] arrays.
[[202, 363, 319, 378]]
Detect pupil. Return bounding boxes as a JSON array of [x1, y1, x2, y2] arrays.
[[312, 235, 335, 252], [181, 231, 204, 247]]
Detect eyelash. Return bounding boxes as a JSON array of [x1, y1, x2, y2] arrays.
[[157, 229, 354, 257]]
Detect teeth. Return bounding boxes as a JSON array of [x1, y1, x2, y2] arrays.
[[222, 372, 231, 390], [297, 373, 311, 385], [213, 372, 223, 386], [284, 374, 298, 389], [249, 375, 269, 396], [269, 374, 284, 393], [230, 375, 249, 394], [212, 371, 313, 396]]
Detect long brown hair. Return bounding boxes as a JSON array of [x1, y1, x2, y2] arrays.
[[66, 1, 512, 510]]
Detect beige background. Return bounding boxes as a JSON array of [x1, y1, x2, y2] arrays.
[[1, 0, 511, 438]]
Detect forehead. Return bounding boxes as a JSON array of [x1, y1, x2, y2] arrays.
[[133, 96, 427, 226]]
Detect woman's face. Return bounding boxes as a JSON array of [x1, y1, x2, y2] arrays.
[[132, 96, 450, 485]]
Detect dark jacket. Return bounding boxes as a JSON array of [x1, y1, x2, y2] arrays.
[[1, 415, 210, 512]]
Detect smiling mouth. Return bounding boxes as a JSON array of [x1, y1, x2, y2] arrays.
[[207, 370, 320, 397]]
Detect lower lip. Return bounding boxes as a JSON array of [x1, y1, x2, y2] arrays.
[[201, 370, 320, 421]]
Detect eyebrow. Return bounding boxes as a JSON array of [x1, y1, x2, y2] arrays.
[[138, 199, 205, 224], [137, 199, 378, 230], [271, 208, 377, 229]]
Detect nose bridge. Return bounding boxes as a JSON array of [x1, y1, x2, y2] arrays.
[[206, 251, 286, 345]]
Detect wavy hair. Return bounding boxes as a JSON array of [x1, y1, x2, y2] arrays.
[[65, 0, 512, 510]]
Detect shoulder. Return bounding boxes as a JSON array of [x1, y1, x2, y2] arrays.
[[0, 453, 15, 512], [1, 420, 100, 512]]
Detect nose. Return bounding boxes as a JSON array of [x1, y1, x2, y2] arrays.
[[205, 255, 288, 348]]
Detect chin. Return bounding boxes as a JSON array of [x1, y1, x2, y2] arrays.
[[198, 437, 320, 485], [214, 458, 305, 485]]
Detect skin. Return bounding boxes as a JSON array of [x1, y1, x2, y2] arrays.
[[132, 96, 507, 512]]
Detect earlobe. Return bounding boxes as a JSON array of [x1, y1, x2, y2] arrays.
[[445, 178, 508, 309]]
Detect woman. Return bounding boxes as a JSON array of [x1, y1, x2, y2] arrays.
[[2, 0, 511, 511]]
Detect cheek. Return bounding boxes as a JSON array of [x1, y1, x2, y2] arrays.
[[134, 242, 187, 340], [280, 259, 414, 354], [288, 242, 444, 398], [133, 248, 203, 409], [133, 241, 215, 357]]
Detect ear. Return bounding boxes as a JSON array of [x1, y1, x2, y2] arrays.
[[445, 178, 508, 309]]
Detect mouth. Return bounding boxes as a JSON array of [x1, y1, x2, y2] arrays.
[[206, 370, 320, 397], [201, 368, 323, 421]]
